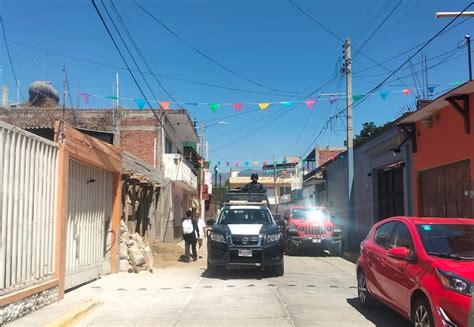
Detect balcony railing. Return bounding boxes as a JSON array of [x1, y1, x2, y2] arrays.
[[163, 154, 198, 191]]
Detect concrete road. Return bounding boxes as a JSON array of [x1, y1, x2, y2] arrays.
[[10, 255, 409, 327]]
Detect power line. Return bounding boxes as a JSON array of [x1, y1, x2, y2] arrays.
[[299, 2, 474, 157], [134, 0, 299, 94], [5, 39, 294, 97], [352, 0, 402, 60], [0, 13, 24, 101]]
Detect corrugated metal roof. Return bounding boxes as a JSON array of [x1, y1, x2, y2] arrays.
[[122, 151, 167, 185]]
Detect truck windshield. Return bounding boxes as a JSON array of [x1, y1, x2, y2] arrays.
[[292, 208, 329, 220], [218, 208, 272, 225]]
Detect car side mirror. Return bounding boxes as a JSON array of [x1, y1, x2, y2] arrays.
[[207, 219, 215, 227], [387, 247, 411, 260]]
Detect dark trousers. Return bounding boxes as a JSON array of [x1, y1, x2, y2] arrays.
[[184, 238, 197, 259]]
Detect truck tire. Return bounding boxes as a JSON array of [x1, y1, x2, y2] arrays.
[[271, 261, 284, 277], [285, 240, 297, 256], [207, 260, 218, 276], [331, 239, 343, 257]]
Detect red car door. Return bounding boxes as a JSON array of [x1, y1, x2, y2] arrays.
[[383, 222, 420, 317], [366, 221, 398, 302]]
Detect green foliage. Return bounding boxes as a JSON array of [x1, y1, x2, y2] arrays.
[[354, 121, 390, 145]]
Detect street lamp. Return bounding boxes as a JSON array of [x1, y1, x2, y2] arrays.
[[436, 11, 474, 80]]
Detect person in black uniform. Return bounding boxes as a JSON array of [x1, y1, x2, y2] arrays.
[[242, 173, 266, 193]]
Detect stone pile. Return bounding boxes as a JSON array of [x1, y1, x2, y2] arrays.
[[119, 221, 154, 273]]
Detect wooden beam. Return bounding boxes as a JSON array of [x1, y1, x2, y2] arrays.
[[400, 123, 417, 153], [54, 148, 69, 300], [110, 172, 122, 273], [446, 94, 470, 134]]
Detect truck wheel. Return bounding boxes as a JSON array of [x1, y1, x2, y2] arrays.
[[285, 240, 297, 256], [207, 260, 218, 276], [331, 240, 343, 257], [271, 261, 284, 277]]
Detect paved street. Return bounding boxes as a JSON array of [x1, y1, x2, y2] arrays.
[[10, 254, 409, 327]]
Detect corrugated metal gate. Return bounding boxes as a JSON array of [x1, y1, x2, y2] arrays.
[[65, 159, 113, 290]]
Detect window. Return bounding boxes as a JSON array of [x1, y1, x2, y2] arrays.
[[218, 208, 272, 225], [416, 224, 474, 258], [392, 223, 414, 255], [375, 221, 397, 249], [165, 137, 173, 154]]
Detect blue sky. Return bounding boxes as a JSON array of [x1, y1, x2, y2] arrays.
[[1, 0, 473, 167]]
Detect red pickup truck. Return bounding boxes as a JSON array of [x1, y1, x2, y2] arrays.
[[283, 206, 343, 256]]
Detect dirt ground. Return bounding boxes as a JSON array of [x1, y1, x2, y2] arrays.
[[148, 240, 207, 269]]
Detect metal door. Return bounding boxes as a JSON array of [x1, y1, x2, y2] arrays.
[[65, 159, 113, 290]]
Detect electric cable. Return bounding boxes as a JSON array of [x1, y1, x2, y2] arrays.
[[134, 0, 299, 94], [0, 13, 24, 101]]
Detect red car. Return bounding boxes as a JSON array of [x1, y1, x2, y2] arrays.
[[357, 216, 474, 327]]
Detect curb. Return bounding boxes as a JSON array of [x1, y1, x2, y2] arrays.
[[44, 299, 101, 327]]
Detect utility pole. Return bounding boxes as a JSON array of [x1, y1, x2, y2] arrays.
[[16, 80, 20, 105], [466, 35, 472, 81], [199, 123, 206, 219], [273, 155, 279, 213], [344, 38, 355, 250]]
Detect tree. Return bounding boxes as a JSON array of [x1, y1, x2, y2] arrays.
[[354, 122, 384, 144]]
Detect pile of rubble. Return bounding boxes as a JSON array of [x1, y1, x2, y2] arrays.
[[119, 221, 154, 273]]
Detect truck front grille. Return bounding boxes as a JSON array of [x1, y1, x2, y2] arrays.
[[304, 226, 325, 237]]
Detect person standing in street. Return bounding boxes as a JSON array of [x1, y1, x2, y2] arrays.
[[182, 209, 199, 262], [196, 215, 206, 258]]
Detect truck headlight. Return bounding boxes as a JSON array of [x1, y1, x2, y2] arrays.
[[436, 269, 472, 296], [210, 232, 226, 243], [266, 233, 282, 243]]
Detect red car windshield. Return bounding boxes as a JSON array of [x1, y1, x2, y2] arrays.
[[292, 208, 329, 220], [416, 224, 474, 259]]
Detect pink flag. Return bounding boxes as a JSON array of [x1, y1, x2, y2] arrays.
[[159, 101, 170, 110], [305, 99, 317, 109], [253, 161, 259, 166], [402, 88, 412, 96], [232, 103, 244, 112], [262, 160, 268, 166], [234, 161, 239, 167], [80, 93, 90, 103]]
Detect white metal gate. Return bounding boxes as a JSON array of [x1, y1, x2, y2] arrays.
[[0, 122, 58, 295], [65, 159, 112, 290]]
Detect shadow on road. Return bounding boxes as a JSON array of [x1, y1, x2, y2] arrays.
[[201, 268, 275, 280], [346, 297, 410, 327]]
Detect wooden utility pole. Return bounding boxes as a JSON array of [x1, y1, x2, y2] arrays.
[[344, 38, 355, 250]]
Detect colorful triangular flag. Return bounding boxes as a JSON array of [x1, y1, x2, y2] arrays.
[[258, 103, 270, 111], [234, 161, 239, 167], [305, 99, 317, 109], [134, 99, 146, 110], [106, 95, 119, 100], [159, 101, 170, 110], [280, 101, 293, 107], [402, 88, 412, 96], [232, 103, 244, 112], [209, 103, 219, 112], [244, 161, 249, 167], [379, 90, 390, 100], [226, 161, 230, 167], [253, 161, 259, 167], [329, 97, 338, 105], [80, 93, 90, 103], [352, 95, 364, 102], [427, 86, 436, 94]]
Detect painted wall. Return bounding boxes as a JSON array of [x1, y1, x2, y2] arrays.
[[412, 93, 474, 215], [354, 127, 413, 244]]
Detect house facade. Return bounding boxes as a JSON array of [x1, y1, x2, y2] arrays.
[[399, 81, 474, 218]]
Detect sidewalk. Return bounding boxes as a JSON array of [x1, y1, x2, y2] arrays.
[[8, 239, 208, 326]]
